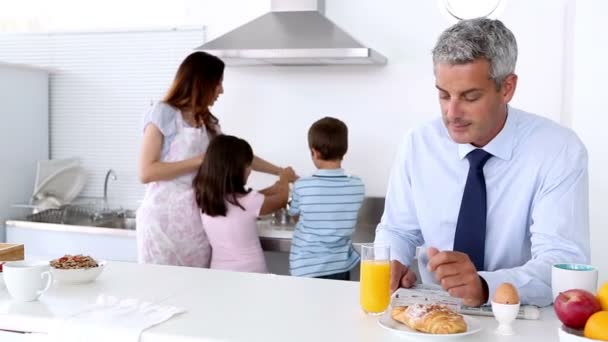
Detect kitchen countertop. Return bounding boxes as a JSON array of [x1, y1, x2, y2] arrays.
[[5, 219, 294, 241], [5, 220, 137, 237], [0, 261, 562, 341]]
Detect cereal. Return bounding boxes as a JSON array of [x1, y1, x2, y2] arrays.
[[50, 254, 98, 269]]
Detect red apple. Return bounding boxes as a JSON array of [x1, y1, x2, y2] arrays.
[[554, 289, 602, 329]]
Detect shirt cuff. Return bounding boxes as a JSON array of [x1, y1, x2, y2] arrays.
[[374, 234, 415, 267], [478, 271, 501, 305]]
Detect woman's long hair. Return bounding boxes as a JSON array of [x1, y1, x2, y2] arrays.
[[164, 51, 225, 136], [194, 135, 253, 217]]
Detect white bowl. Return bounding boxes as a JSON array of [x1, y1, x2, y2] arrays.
[[50, 261, 106, 284], [558, 325, 594, 342]]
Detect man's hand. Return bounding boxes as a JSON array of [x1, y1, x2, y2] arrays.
[[390, 260, 417, 293], [427, 247, 488, 307]]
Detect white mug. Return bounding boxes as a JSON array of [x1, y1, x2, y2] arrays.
[[551, 263, 598, 301], [3, 261, 53, 302]]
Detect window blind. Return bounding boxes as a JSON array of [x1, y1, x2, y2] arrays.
[[0, 28, 206, 208]]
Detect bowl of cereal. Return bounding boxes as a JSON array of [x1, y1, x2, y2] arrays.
[[49, 254, 105, 284]]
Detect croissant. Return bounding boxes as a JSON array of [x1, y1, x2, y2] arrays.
[[391, 304, 467, 334]]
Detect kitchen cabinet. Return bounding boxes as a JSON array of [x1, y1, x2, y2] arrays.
[[4, 221, 291, 269], [5, 223, 137, 262]]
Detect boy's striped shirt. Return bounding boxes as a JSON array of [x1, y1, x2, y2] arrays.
[[288, 168, 365, 277]]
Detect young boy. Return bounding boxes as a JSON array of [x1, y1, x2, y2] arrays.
[[288, 117, 365, 280]]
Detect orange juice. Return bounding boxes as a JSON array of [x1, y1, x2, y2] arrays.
[[360, 260, 391, 314]]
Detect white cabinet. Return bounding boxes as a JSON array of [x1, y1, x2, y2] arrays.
[[0, 62, 49, 241], [5, 224, 137, 262]]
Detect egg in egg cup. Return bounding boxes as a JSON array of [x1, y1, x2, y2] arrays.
[[491, 282, 521, 335]]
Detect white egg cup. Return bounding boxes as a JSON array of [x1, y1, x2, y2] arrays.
[[491, 301, 520, 335]]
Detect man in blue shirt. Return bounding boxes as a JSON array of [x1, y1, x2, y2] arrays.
[[375, 18, 589, 307]]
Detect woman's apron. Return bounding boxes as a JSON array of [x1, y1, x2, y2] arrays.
[[136, 113, 211, 267]]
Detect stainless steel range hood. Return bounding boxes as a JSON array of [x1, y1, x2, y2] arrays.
[[195, 0, 387, 66]]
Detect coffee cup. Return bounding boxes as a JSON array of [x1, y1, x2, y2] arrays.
[[551, 263, 598, 301], [3, 261, 53, 302]]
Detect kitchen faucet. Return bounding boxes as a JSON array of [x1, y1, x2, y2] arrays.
[[103, 169, 117, 207]]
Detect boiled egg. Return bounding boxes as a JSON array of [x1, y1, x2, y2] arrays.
[[493, 283, 520, 304]]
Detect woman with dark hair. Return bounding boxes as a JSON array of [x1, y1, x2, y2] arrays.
[[137, 51, 295, 267], [194, 135, 293, 273]]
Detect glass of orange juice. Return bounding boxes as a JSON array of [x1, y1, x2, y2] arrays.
[[360, 243, 391, 315]]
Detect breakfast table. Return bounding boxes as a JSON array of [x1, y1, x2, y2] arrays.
[[0, 261, 563, 341]]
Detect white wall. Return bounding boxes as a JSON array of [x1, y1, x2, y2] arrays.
[[0, 0, 572, 198], [570, 0, 608, 285], [214, 0, 570, 196], [0, 0, 269, 33]]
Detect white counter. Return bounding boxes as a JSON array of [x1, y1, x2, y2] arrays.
[[5, 219, 294, 240], [5, 220, 136, 237], [0, 262, 561, 342]]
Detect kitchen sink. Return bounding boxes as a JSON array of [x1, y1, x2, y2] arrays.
[[25, 206, 136, 230], [93, 217, 136, 230]]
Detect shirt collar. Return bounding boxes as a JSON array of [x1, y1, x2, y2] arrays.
[[313, 168, 347, 177], [457, 105, 517, 161]]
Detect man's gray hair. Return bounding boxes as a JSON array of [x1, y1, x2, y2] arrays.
[[432, 18, 517, 89]]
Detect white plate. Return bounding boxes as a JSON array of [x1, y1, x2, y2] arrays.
[[50, 261, 106, 284], [378, 310, 482, 340]]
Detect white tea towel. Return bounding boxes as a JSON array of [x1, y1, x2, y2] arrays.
[[47, 294, 185, 342]]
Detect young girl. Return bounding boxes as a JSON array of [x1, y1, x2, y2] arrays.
[[193, 135, 295, 273]]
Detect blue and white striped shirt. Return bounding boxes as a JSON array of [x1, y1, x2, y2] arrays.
[[288, 169, 365, 277]]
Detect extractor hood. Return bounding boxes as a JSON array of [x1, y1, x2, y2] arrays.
[[195, 0, 387, 66]]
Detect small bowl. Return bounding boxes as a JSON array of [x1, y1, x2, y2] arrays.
[[558, 325, 595, 342], [50, 261, 106, 284]]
